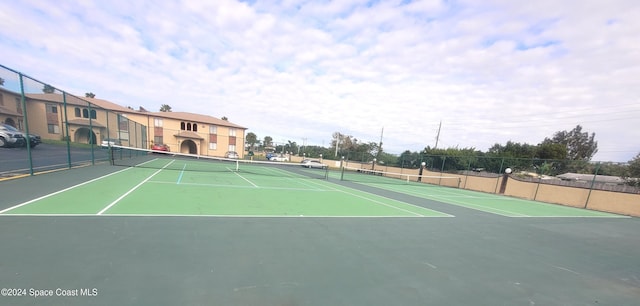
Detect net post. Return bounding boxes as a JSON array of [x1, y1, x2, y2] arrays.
[[108, 146, 113, 165], [340, 156, 345, 181], [235, 159, 239, 172]]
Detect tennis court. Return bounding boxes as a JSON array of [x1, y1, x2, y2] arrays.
[[1, 149, 639, 305]]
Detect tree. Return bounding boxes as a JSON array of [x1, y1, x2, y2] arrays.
[[543, 125, 598, 160], [246, 132, 258, 151], [85, 92, 95, 98], [159, 104, 172, 112], [535, 142, 567, 160], [42, 84, 55, 93], [221, 116, 228, 121], [263, 136, 273, 148], [625, 153, 640, 187]]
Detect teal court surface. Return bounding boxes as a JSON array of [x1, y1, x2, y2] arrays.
[[1, 154, 639, 306], [0, 155, 626, 218]]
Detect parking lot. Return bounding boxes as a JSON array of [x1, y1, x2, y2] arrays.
[[0, 143, 110, 178]]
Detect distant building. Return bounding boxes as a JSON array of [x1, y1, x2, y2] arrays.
[[556, 173, 625, 185], [0, 88, 246, 157]]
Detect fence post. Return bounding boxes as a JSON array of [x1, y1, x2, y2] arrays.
[[584, 163, 600, 209], [494, 158, 505, 193], [62, 92, 71, 168], [18, 73, 34, 176]]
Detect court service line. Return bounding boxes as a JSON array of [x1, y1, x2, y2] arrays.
[[362, 183, 524, 217], [97, 160, 176, 215], [260, 166, 326, 191], [177, 164, 187, 184], [0, 166, 135, 214], [302, 179, 430, 217], [148, 180, 329, 192], [230, 168, 259, 187]]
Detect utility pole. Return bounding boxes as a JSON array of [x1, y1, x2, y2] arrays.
[[377, 127, 384, 159], [434, 121, 442, 149]]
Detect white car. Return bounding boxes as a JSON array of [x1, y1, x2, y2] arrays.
[[225, 151, 239, 159], [101, 138, 121, 147], [269, 154, 289, 162], [301, 159, 327, 169]]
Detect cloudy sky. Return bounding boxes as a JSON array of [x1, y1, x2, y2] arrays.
[[1, 0, 639, 162]]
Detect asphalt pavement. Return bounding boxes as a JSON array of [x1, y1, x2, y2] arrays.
[[0, 143, 110, 177]]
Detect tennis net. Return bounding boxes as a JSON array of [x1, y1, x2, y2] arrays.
[[109, 146, 329, 180], [341, 166, 461, 187]]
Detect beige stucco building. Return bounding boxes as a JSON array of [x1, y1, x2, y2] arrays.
[[0, 88, 246, 157]]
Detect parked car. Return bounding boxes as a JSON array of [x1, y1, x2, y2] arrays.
[[101, 138, 121, 148], [269, 154, 289, 162], [301, 159, 328, 169], [225, 151, 239, 159], [0, 123, 27, 148], [27, 133, 41, 147], [151, 143, 170, 152]]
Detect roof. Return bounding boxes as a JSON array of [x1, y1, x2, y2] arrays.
[[66, 119, 106, 128], [25, 93, 133, 113], [151, 111, 246, 129], [24, 93, 246, 129], [0, 105, 23, 117], [173, 131, 204, 140]]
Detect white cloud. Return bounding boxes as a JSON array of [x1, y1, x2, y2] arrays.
[[1, 0, 639, 161]]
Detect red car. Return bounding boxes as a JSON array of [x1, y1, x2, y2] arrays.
[[151, 143, 170, 152]]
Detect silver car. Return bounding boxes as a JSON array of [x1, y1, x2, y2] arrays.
[[301, 159, 327, 169], [0, 123, 27, 148]]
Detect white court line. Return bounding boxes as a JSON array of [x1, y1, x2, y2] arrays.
[[229, 167, 259, 187], [551, 265, 581, 275], [147, 180, 329, 192], [0, 213, 442, 218], [303, 179, 442, 217], [0, 167, 134, 214], [96, 160, 175, 215], [361, 182, 526, 217], [260, 166, 325, 191]]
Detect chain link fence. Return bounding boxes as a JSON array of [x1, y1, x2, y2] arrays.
[[0, 64, 147, 178]]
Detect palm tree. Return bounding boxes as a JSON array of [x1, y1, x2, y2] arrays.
[[42, 84, 55, 93]]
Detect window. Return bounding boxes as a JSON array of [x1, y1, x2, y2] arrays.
[[82, 109, 89, 118], [209, 125, 217, 134], [209, 143, 217, 150], [46, 104, 58, 114], [228, 145, 236, 152], [154, 118, 163, 127], [0, 93, 3, 105], [181, 122, 185, 130], [229, 128, 236, 137], [187, 123, 192, 131], [48, 124, 60, 134], [90, 109, 97, 119], [75, 108, 81, 117], [193, 124, 198, 132], [154, 136, 163, 144]]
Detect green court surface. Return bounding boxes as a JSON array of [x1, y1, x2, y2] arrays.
[[0, 159, 448, 217], [333, 171, 624, 218]]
